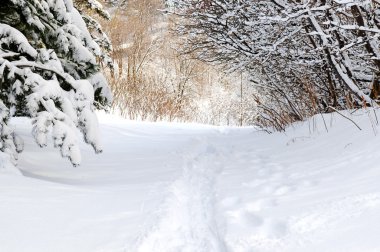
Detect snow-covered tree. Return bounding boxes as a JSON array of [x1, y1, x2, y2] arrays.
[[0, 0, 112, 166], [169, 0, 380, 130]]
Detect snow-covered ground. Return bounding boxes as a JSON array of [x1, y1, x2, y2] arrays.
[[1, 110, 380, 252]]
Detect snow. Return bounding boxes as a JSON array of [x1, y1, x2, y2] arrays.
[[67, 7, 102, 57], [1, 110, 380, 251], [0, 24, 38, 58], [89, 72, 113, 103]]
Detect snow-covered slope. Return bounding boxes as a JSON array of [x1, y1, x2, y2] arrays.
[[1, 110, 380, 252]]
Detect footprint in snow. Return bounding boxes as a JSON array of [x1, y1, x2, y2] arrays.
[[274, 185, 294, 196], [134, 142, 227, 252], [220, 196, 242, 209], [226, 208, 288, 239], [245, 198, 277, 212]]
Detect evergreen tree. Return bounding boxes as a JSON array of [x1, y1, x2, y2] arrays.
[[0, 0, 112, 166]]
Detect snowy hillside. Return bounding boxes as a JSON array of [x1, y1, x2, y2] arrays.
[[1, 110, 380, 252]]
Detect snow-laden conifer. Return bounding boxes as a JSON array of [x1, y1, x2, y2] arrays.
[[0, 0, 112, 166]]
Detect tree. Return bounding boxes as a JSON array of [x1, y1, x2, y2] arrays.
[[0, 0, 112, 166], [169, 0, 380, 130]]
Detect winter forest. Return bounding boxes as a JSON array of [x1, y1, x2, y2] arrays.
[[1, 0, 380, 251]]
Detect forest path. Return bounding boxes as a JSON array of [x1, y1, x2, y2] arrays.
[[2, 113, 380, 252]]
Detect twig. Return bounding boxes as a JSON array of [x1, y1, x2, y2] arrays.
[[373, 107, 379, 125], [328, 106, 362, 130], [350, 108, 360, 114], [319, 110, 328, 133]]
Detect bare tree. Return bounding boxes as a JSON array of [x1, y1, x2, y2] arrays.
[[169, 0, 380, 130]]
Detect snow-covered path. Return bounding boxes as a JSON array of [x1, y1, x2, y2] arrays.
[[1, 111, 380, 252], [135, 141, 227, 252]]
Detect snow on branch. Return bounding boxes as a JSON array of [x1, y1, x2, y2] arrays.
[[0, 0, 112, 166]]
